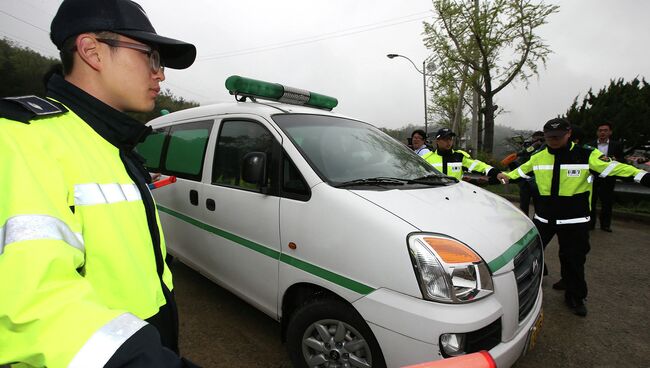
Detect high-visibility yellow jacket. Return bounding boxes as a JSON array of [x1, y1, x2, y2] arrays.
[[505, 142, 648, 225], [422, 149, 495, 180], [0, 76, 174, 367]]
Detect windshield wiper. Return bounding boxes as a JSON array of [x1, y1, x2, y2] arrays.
[[411, 174, 458, 185], [335, 177, 408, 188]]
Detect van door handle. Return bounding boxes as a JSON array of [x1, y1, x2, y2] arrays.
[[189, 190, 198, 206], [206, 198, 216, 211]]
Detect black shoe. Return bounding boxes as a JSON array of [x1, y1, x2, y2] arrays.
[[601, 227, 612, 233], [564, 295, 576, 309], [552, 279, 566, 290], [573, 300, 588, 317], [564, 295, 587, 316]]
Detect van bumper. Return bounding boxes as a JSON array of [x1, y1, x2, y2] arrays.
[[352, 274, 543, 367]]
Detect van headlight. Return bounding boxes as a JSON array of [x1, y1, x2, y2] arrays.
[[408, 234, 493, 303]]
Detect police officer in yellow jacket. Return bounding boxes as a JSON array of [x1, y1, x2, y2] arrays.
[[498, 118, 649, 317], [0, 0, 198, 366], [422, 128, 500, 181]]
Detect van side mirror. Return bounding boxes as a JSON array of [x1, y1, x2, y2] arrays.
[[242, 152, 267, 191]]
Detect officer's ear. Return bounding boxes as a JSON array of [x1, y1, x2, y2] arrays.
[[75, 34, 103, 72]]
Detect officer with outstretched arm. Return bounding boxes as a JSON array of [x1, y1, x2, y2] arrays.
[[497, 118, 649, 317], [422, 128, 501, 181], [0, 0, 199, 366]]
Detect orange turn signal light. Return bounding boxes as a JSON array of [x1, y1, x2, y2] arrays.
[[423, 237, 481, 264]]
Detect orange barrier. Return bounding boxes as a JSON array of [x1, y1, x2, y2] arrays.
[[500, 152, 518, 167], [401, 351, 496, 368], [149, 175, 177, 190]]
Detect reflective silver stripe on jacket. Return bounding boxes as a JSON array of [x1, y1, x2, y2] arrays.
[[467, 161, 479, 172], [68, 313, 148, 368], [431, 163, 443, 168], [635, 171, 647, 183], [0, 215, 84, 255], [74, 183, 141, 206], [599, 162, 619, 178], [561, 164, 589, 171], [534, 214, 590, 225], [517, 168, 531, 179], [533, 165, 554, 171]]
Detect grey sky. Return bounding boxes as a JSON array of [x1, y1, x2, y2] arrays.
[[1, 0, 647, 132]]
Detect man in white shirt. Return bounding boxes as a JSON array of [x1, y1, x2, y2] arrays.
[[411, 129, 431, 156]]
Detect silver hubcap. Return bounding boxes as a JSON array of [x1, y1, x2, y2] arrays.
[[301, 319, 372, 368]]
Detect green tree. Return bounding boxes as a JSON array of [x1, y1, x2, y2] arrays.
[[565, 78, 650, 149], [423, 0, 559, 154], [428, 63, 472, 140], [0, 38, 58, 97]]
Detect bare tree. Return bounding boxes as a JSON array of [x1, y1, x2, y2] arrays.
[[424, 0, 559, 153]]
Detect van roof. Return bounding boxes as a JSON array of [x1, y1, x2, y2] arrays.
[[147, 100, 348, 128]]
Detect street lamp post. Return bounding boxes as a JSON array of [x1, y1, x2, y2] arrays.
[[387, 53, 433, 137]]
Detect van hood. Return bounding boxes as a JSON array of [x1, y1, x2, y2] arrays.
[[351, 182, 534, 273]]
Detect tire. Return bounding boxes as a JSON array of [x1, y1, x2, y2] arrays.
[[286, 297, 386, 368]]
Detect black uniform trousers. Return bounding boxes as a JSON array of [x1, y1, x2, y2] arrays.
[[518, 179, 539, 216], [534, 219, 590, 300], [590, 176, 616, 229]]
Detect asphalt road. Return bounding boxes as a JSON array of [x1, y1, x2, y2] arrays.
[[172, 217, 650, 368]]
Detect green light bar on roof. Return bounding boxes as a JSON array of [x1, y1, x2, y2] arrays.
[[225, 75, 338, 111]]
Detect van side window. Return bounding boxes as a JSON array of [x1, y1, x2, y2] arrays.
[[136, 122, 212, 181], [282, 153, 310, 201], [136, 127, 168, 171], [212, 120, 276, 192]]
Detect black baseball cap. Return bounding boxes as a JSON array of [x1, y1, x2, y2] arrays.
[[543, 118, 571, 138], [435, 128, 456, 139], [50, 0, 196, 69]]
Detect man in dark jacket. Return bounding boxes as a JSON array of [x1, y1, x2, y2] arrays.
[[0, 0, 199, 366], [588, 122, 625, 232], [497, 118, 649, 317]]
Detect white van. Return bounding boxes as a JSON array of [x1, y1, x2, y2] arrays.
[[138, 76, 543, 368]]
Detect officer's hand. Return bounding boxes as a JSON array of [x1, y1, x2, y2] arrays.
[[641, 172, 650, 187], [497, 173, 509, 184]]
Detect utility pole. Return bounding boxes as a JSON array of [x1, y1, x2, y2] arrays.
[[387, 54, 435, 137]]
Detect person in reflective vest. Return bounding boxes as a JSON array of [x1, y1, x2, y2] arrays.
[[498, 118, 649, 317], [422, 128, 500, 181], [0, 0, 198, 367]]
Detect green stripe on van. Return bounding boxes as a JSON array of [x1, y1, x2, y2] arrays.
[[279, 254, 375, 295], [157, 205, 375, 295], [157, 205, 280, 259], [487, 227, 540, 272]]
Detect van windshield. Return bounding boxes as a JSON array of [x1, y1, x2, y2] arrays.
[[273, 114, 445, 186]]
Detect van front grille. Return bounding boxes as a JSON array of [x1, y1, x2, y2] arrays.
[[513, 235, 543, 322]]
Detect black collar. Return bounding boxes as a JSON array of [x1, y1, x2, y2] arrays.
[[436, 148, 453, 156], [46, 73, 151, 151], [547, 142, 572, 155]]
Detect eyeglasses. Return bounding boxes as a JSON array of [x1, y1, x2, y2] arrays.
[[96, 38, 164, 74]]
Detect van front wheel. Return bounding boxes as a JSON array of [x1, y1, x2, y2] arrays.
[[286, 297, 386, 368]]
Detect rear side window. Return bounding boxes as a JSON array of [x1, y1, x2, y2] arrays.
[[137, 128, 167, 170], [165, 126, 210, 175], [212, 120, 277, 192], [136, 120, 213, 181]]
